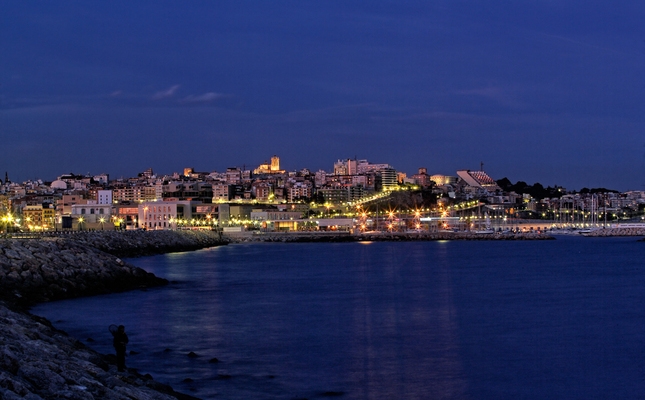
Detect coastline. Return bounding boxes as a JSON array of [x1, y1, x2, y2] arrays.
[[6, 227, 632, 398], [0, 230, 226, 399]]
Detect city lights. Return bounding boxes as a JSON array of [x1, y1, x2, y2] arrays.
[[0, 160, 642, 236]]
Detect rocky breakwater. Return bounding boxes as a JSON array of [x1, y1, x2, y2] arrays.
[[0, 238, 168, 306], [229, 231, 554, 243], [46, 229, 227, 258], [356, 231, 555, 241], [584, 227, 645, 237]]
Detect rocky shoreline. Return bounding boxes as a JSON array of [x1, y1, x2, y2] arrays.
[[0, 302, 196, 400], [42, 230, 227, 258], [1, 230, 226, 399], [0, 238, 168, 307]]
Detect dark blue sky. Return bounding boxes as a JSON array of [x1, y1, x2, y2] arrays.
[[2, 1, 645, 190]]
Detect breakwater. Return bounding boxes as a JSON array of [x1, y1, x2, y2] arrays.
[[227, 231, 555, 243], [0, 230, 227, 399], [0, 237, 168, 307], [42, 229, 227, 258], [583, 227, 645, 237]]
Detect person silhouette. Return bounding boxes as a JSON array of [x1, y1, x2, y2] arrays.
[[112, 325, 129, 372]]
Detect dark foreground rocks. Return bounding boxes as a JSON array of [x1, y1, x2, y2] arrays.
[[0, 301, 196, 400], [0, 232, 223, 399]]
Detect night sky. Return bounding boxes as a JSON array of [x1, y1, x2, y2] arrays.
[[2, 1, 645, 191]]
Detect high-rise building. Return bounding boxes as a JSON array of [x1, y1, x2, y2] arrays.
[[379, 168, 397, 191]]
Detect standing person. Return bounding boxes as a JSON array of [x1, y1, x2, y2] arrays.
[[112, 325, 129, 372]]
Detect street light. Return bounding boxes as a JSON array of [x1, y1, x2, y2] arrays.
[[4, 213, 14, 234], [99, 217, 105, 230]]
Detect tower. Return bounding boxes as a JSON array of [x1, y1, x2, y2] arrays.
[[270, 155, 280, 172]]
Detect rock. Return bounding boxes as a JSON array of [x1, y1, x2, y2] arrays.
[[4, 249, 21, 260], [0, 302, 187, 399], [321, 391, 345, 397], [0, 238, 170, 306], [0, 232, 225, 399]]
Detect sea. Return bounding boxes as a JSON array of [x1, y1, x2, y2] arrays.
[[32, 236, 645, 400]]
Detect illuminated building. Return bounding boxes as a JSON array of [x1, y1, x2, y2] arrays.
[[213, 183, 234, 202], [56, 195, 87, 216], [378, 168, 397, 191], [287, 181, 312, 202], [430, 174, 458, 186], [252, 182, 272, 202], [456, 170, 500, 192], [226, 167, 242, 184], [22, 205, 44, 229], [254, 155, 285, 174], [411, 168, 433, 188]]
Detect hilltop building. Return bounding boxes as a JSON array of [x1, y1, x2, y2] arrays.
[[254, 155, 285, 174], [456, 170, 500, 193]]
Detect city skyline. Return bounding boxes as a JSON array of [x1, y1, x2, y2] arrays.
[[0, 156, 627, 195], [2, 2, 645, 191]]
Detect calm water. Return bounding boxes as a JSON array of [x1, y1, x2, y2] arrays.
[[32, 236, 645, 399]]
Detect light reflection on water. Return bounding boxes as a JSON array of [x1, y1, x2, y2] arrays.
[[32, 237, 645, 399]]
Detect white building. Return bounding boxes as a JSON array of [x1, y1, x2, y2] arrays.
[[250, 209, 302, 222], [97, 190, 113, 205], [70, 204, 113, 228], [138, 200, 193, 230], [213, 183, 232, 202], [287, 181, 312, 202]]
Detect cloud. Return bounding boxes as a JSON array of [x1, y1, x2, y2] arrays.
[[180, 92, 225, 103], [152, 85, 180, 100]]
